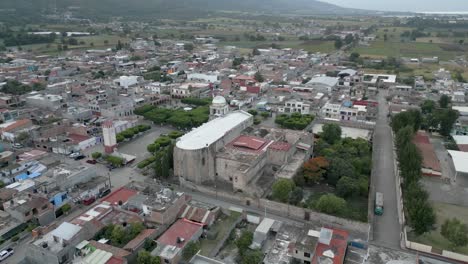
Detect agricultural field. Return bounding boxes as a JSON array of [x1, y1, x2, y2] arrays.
[[354, 26, 468, 60], [8, 34, 129, 54], [407, 202, 468, 255]]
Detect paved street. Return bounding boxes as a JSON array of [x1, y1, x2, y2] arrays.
[[371, 90, 401, 249]]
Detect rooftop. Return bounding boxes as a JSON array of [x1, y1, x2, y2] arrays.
[[311, 228, 349, 264], [102, 187, 138, 206], [413, 131, 441, 173], [448, 150, 468, 174], [176, 111, 252, 150], [157, 219, 203, 248]]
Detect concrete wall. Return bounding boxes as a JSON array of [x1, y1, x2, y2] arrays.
[[147, 194, 186, 225], [267, 146, 295, 166], [174, 116, 253, 184], [215, 152, 267, 190], [181, 183, 370, 235]]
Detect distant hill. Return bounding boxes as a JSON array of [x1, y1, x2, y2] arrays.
[[0, 0, 366, 20]]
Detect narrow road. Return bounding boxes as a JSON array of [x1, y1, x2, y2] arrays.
[[371, 90, 401, 248]]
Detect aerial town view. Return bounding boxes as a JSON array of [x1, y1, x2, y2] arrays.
[[0, 0, 468, 264]]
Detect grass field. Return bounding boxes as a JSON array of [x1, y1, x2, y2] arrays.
[[220, 39, 335, 53], [355, 26, 468, 60], [14, 34, 129, 54], [407, 202, 468, 255], [199, 211, 241, 256]]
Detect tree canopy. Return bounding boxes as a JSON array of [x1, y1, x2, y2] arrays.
[[321, 123, 342, 145], [441, 218, 468, 248], [271, 179, 295, 203]]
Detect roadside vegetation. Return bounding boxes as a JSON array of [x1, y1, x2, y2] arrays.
[[270, 124, 371, 222]]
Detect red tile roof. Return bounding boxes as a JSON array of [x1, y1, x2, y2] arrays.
[[413, 131, 441, 173], [106, 257, 125, 264], [228, 135, 271, 153], [88, 240, 130, 258], [102, 187, 138, 206], [311, 228, 349, 264], [268, 141, 292, 152], [246, 86, 261, 94], [1, 119, 32, 132], [458, 144, 468, 152], [157, 219, 203, 248], [68, 133, 91, 144]]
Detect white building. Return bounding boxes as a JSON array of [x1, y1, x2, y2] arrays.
[[320, 102, 342, 119], [305, 76, 338, 92], [187, 72, 219, 83], [453, 91, 465, 103], [25, 94, 65, 111], [210, 96, 229, 119], [278, 100, 311, 115], [114, 76, 142, 88]]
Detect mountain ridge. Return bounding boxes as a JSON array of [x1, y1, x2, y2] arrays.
[[0, 0, 367, 19]]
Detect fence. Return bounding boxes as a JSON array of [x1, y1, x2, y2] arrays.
[[181, 180, 370, 235], [393, 132, 468, 263]]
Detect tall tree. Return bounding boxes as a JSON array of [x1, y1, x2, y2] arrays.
[[439, 94, 451, 109], [254, 71, 264, 82], [321, 124, 342, 145], [271, 179, 295, 202], [302, 157, 329, 184], [315, 194, 346, 215]]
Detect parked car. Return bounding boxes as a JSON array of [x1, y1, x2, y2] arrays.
[[69, 152, 81, 158], [74, 155, 86, 160], [86, 159, 97, 164], [12, 143, 23, 149], [82, 196, 96, 206], [0, 248, 14, 261], [98, 189, 111, 198]]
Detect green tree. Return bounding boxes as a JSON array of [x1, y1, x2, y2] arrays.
[[254, 71, 264, 82], [438, 109, 459, 137], [137, 250, 160, 264], [111, 225, 125, 245], [326, 158, 354, 186], [271, 179, 295, 202], [349, 52, 360, 62], [321, 124, 342, 145], [420, 100, 436, 114], [92, 152, 102, 160], [247, 109, 258, 116], [288, 187, 303, 205], [16, 132, 29, 144], [315, 194, 346, 215], [184, 43, 195, 51], [441, 218, 468, 248], [241, 249, 263, 264], [439, 94, 451, 109], [236, 231, 253, 256], [182, 241, 200, 261], [252, 48, 261, 56], [334, 38, 343, 49], [336, 176, 359, 198]]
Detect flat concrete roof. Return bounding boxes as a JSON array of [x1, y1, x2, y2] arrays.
[[449, 150, 468, 174], [176, 111, 252, 150]]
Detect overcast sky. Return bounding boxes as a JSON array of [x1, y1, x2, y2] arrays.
[[320, 0, 468, 12]]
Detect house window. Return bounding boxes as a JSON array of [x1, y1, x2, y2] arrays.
[[164, 259, 169, 264], [304, 261, 311, 264], [304, 252, 311, 258]]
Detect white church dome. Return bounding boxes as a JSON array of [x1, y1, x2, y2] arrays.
[[212, 96, 227, 105]]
